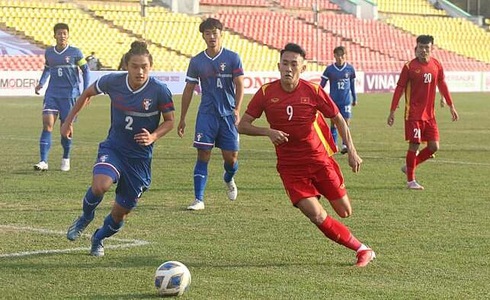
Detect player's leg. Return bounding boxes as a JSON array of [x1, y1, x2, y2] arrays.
[[296, 197, 375, 267], [90, 156, 150, 256], [315, 158, 375, 266], [58, 97, 77, 171], [406, 142, 420, 181], [340, 103, 352, 154], [221, 150, 238, 201], [66, 174, 113, 241], [189, 149, 212, 210], [416, 140, 439, 165], [281, 164, 375, 266], [67, 148, 120, 241], [404, 121, 424, 189], [416, 120, 440, 166], [90, 201, 132, 257], [188, 113, 218, 210], [34, 109, 57, 170], [217, 115, 240, 201], [329, 120, 338, 145]]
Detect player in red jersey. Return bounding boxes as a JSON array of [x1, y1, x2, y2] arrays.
[[388, 35, 459, 190], [238, 43, 375, 267]]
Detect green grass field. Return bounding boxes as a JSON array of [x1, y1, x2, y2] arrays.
[[0, 92, 489, 299]]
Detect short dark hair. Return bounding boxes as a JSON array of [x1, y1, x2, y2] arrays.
[[280, 43, 306, 59], [199, 18, 223, 33], [53, 23, 69, 35], [124, 41, 153, 66], [333, 46, 346, 55], [416, 35, 434, 45]]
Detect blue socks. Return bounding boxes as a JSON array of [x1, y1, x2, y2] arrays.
[[82, 187, 103, 221], [223, 161, 238, 183], [61, 136, 72, 159], [94, 214, 124, 240], [194, 160, 208, 201], [39, 130, 72, 161], [330, 126, 338, 145], [39, 130, 51, 162]]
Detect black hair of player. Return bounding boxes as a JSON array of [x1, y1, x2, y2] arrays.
[[124, 41, 153, 66], [280, 43, 306, 59], [199, 18, 223, 33]]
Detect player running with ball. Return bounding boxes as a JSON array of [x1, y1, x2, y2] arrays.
[[238, 43, 375, 267]]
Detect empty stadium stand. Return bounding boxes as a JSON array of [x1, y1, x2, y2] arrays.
[[0, 0, 488, 72]]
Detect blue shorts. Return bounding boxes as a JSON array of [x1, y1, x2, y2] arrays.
[[42, 96, 76, 122], [193, 113, 239, 151], [334, 101, 352, 119], [93, 145, 151, 210]]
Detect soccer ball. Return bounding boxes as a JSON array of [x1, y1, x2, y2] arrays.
[[154, 261, 191, 297]]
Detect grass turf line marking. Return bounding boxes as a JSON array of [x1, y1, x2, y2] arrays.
[[0, 224, 150, 258]]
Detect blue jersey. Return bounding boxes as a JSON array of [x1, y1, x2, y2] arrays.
[[95, 73, 174, 159], [39, 45, 89, 98], [186, 47, 244, 117], [320, 63, 356, 105]]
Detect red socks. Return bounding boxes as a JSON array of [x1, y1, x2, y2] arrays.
[[406, 148, 435, 181], [317, 216, 361, 251], [406, 150, 417, 181], [416, 147, 435, 165]]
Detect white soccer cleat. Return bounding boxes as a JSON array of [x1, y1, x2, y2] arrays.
[[407, 180, 424, 190], [340, 145, 348, 155], [60, 158, 70, 172], [187, 199, 205, 210], [225, 177, 238, 201], [90, 229, 104, 257], [34, 161, 48, 171]]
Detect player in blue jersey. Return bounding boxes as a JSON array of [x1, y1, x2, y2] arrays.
[[34, 23, 90, 171], [61, 41, 175, 257], [320, 46, 357, 154], [177, 18, 244, 211]]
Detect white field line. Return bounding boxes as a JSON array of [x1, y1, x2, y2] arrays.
[[360, 155, 490, 166], [0, 225, 150, 258]]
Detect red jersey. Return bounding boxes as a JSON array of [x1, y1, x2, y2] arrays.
[[392, 57, 446, 121], [245, 79, 339, 166]]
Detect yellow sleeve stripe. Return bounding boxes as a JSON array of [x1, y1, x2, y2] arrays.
[[313, 114, 336, 157], [77, 58, 87, 66]]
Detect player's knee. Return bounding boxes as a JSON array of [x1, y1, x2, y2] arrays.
[[91, 183, 110, 196], [309, 214, 325, 225], [428, 143, 439, 152], [337, 209, 352, 218]]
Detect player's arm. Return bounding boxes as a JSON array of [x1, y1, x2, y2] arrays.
[[233, 75, 244, 125], [387, 65, 409, 126], [238, 113, 289, 146], [35, 65, 50, 95], [331, 113, 362, 172], [177, 82, 196, 137], [135, 111, 175, 146], [76, 49, 90, 91], [320, 73, 328, 88], [437, 79, 459, 121], [60, 84, 98, 138], [80, 63, 90, 91]]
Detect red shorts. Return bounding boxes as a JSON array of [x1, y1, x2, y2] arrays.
[[277, 156, 346, 205], [405, 118, 439, 143]]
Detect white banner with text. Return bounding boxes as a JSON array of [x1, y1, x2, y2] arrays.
[[0, 71, 488, 97]]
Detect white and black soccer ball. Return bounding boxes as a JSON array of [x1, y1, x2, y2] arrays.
[[154, 261, 191, 297]]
